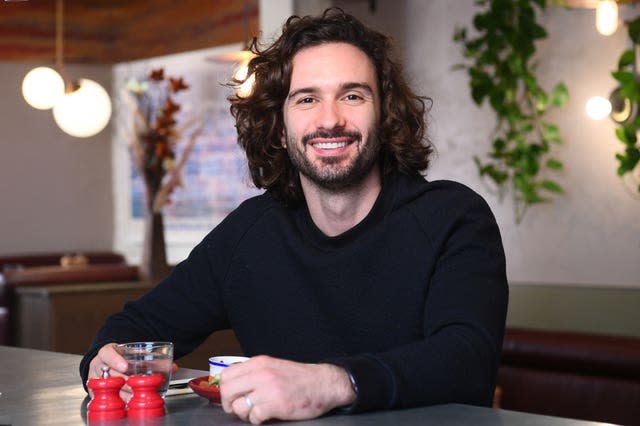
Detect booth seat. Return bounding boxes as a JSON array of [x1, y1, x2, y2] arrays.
[[496, 327, 640, 426], [0, 251, 135, 346], [2, 263, 139, 287], [0, 251, 126, 271]]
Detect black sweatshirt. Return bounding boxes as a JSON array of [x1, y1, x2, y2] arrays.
[[80, 173, 508, 413]]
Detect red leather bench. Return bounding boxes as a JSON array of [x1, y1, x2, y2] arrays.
[[0, 251, 126, 270], [496, 327, 640, 426]]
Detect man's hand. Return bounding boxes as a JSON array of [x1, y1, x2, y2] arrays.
[[219, 355, 356, 425], [87, 343, 131, 400], [87, 343, 178, 401]]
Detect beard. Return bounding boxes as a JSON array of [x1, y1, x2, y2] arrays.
[[285, 127, 381, 192]]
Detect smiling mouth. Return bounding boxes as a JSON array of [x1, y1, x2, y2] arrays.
[[302, 131, 362, 150], [313, 140, 349, 149]]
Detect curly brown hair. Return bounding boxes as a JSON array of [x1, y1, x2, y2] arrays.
[[229, 8, 432, 205]]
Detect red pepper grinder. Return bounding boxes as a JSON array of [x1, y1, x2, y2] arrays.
[[127, 373, 166, 418], [86, 366, 126, 421]]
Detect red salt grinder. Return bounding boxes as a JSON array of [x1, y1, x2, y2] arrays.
[[86, 366, 126, 421], [127, 373, 166, 418]]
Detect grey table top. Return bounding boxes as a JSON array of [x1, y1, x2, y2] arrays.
[[0, 345, 609, 426]]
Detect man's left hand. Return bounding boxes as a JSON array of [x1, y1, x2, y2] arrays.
[[219, 355, 356, 424]]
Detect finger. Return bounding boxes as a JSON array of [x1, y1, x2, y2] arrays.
[[248, 400, 268, 425], [221, 385, 252, 414], [100, 343, 129, 374], [230, 394, 254, 422], [89, 344, 128, 379], [220, 363, 254, 413]]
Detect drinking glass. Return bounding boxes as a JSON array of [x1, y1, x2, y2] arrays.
[[116, 341, 173, 398]]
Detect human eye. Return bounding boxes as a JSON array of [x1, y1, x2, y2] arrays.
[[291, 95, 318, 110], [343, 92, 364, 103]]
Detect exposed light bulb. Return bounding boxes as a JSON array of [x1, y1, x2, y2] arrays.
[[22, 66, 65, 110], [585, 96, 612, 120], [234, 60, 255, 98], [596, 0, 618, 36], [52, 79, 112, 138]]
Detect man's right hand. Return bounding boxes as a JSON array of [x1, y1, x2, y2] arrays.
[[87, 343, 132, 400]]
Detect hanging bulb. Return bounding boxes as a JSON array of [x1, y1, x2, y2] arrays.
[[596, 0, 619, 36], [585, 96, 612, 120], [233, 59, 255, 97], [22, 66, 65, 110], [52, 79, 112, 137]]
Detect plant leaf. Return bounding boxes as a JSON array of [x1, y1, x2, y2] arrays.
[[541, 180, 564, 194], [546, 158, 563, 170], [551, 82, 569, 107], [542, 123, 561, 144], [612, 70, 636, 85], [629, 17, 640, 44], [615, 127, 629, 144], [618, 49, 635, 69]]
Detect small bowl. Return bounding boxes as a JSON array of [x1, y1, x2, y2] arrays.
[[188, 376, 221, 404]]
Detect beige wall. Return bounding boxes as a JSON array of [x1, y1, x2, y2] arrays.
[[0, 62, 113, 255]]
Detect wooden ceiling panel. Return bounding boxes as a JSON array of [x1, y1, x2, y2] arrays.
[[0, 0, 259, 64]]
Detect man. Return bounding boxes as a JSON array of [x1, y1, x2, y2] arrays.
[[80, 9, 508, 425]]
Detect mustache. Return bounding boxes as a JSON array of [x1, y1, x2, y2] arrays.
[[301, 130, 362, 145]]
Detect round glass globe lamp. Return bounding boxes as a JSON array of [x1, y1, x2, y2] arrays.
[[22, 66, 65, 110], [52, 78, 112, 138]]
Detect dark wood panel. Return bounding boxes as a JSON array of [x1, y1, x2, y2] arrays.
[[0, 0, 259, 63], [12, 281, 152, 353]]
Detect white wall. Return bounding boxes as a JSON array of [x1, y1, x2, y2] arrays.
[[334, 0, 640, 289], [0, 62, 114, 256]]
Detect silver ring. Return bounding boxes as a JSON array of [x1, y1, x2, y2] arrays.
[[244, 395, 254, 409]]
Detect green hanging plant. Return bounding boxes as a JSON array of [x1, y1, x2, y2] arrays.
[[611, 17, 640, 193], [453, 0, 569, 223]]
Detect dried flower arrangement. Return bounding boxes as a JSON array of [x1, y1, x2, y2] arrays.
[[125, 68, 203, 213]]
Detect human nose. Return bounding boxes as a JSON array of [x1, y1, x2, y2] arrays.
[[315, 101, 346, 130]]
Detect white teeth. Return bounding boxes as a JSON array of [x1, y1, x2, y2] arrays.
[[315, 141, 347, 149]]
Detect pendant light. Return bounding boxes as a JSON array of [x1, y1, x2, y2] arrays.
[[21, 66, 65, 110], [21, 0, 112, 138], [53, 78, 112, 138], [596, 0, 619, 36]]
